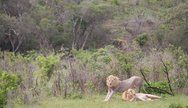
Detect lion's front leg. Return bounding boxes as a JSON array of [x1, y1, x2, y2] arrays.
[[104, 88, 111, 101], [104, 89, 115, 101], [107, 90, 115, 101]]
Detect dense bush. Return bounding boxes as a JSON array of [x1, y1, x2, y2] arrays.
[[36, 54, 60, 81], [0, 71, 20, 107], [165, 45, 188, 89], [142, 81, 169, 94], [136, 33, 148, 46]]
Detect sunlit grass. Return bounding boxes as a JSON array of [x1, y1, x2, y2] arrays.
[[14, 95, 188, 108]]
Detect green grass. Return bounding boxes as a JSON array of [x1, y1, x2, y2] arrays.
[[14, 95, 188, 108]]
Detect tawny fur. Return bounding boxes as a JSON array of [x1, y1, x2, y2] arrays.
[[104, 75, 143, 101], [122, 89, 161, 101], [122, 88, 136, 101]]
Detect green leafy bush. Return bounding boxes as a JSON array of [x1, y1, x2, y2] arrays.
[[136, 33, 148, 46], [143, 81, 169, 94], [111, 0, 119, 5], [166, 45, 188, 88], [174, 74, 188, 88], [0, 71, 20, 107], [116, 51, 134, 77], [36, 54, 60, 81]]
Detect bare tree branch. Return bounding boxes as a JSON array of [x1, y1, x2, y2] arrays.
[[160, 57, 174, 96], [81, 25, 93, 50], [140, 68, 174, 96]]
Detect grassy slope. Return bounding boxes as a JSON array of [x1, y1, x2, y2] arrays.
[[15, 95, 188, 108]]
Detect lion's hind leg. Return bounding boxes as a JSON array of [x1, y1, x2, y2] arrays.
[[145, 94, 161, 100]]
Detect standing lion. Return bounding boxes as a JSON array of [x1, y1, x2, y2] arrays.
[[104, 75, 143, 101]]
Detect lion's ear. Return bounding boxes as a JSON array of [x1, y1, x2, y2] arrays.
[[106, 76, 110, 80], [115, 76, 120, 80]]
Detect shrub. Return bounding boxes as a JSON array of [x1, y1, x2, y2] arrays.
[[111, 0, 119, 5], [136, 33, 148, 46], [174, 74, 188, 88], [165, 45, 188, 88], [0, 71, 20, 107], [143, 81, 169, 94], [36, 54, 60, 81]]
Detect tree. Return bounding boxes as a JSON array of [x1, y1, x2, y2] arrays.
[[70, 2, 113, 50]]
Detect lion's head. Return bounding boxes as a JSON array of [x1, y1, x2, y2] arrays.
[[127, 89, 136, 96], [106, 75, 121, 88], [122, 88, 136, 101]]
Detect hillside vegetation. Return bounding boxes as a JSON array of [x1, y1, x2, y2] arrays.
[[0, 0, 188, 107]]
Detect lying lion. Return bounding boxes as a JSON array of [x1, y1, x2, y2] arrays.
[[104, 75, 143, 101], [122, 88, 161, 101]]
